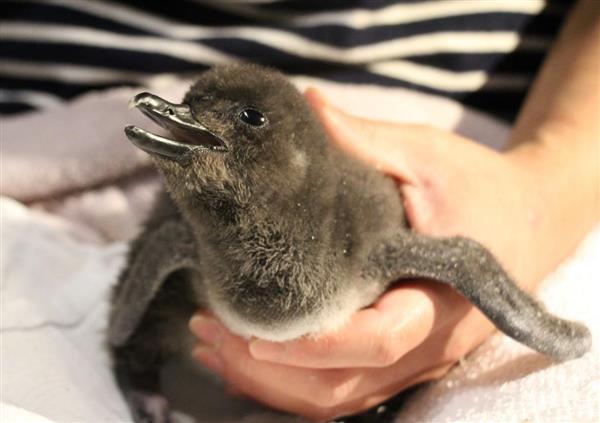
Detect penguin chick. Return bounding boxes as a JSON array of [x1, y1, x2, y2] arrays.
[[109, 64, 591, 422]]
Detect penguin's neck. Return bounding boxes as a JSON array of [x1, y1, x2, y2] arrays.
[[184, 184, 328, 248]]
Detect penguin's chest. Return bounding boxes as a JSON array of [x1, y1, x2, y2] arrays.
[[191, 230, 386, 342], [192, 231, 355, 340]]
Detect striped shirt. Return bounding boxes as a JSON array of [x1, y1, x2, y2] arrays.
[[1, 0, 572, 122]]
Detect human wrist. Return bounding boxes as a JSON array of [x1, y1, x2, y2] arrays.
[[493, 147, 544, 290], [504, 134, 597, 286]]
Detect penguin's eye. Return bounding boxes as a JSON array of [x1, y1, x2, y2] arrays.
[[239, 108, 267, 127]]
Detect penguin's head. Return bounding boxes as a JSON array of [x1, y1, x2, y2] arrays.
[[126, 65, 331, 218], [125, 66, 376, 341]]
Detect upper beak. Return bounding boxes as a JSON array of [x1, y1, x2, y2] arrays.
[[124, 92, 228, 160]]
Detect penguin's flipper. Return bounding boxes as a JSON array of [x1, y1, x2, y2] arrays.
[[364, 232, 591, 361], [108, 218, 198, 347]]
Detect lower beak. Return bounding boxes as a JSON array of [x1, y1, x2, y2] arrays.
[[125, 92, 227, 160]]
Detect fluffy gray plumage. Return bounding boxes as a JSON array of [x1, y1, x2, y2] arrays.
[[108, 64, 591, 423]]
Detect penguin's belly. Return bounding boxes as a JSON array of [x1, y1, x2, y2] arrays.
[[203, 271, 386, 342], [194, 223, 387, 342]]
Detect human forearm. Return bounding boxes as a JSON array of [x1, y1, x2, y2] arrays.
[[506, 0, 600, 284]]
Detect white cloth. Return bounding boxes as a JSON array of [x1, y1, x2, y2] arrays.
[[1, 77, 598, 422]]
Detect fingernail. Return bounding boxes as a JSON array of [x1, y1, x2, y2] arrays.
[[321, 102, 348, 127], [305, 87, 330, 108], [315, 91, 332, 109], [192, 346, 224, 374], [189, 315, 222, 347], [249, 339, 287, 360]]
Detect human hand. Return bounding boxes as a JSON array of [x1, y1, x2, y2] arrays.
[[189, 88, 545, 421]]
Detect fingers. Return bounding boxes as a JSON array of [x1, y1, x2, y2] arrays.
[[304, 87, 455, 232], [190, 314, 346, 420], [187, 283, 480, 421], [247, 284, 440, 369], [305, 87, 417, 184], [305, 88, 507, 235], [189, 311, 457, 421], [304, 87, 451, 185]]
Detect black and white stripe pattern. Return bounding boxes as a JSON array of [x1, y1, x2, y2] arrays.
[[1, 0, 571, 120]]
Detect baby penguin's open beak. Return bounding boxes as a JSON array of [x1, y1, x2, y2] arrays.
[[125, 92, 228, 159]]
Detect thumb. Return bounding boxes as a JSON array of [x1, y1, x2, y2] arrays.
[[304, 87, 445, 185], [304, 87, 460, 231]]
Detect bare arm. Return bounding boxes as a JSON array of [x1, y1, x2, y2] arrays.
[[507, 0, 600, 285]]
